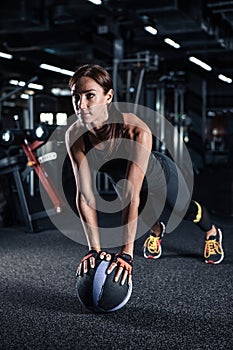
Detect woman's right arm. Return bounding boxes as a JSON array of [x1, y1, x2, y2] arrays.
[[70, 136, 101, 253]]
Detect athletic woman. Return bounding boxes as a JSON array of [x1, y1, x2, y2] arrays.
[[65, 64, 224, 286]]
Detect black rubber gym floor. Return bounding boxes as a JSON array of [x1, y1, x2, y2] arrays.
[[1, 214, 233, 350]]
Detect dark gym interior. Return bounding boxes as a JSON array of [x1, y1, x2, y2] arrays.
[[0, 1, 233, 349]]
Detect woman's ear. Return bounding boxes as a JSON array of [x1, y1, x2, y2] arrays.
[[106, 88, 114, 102]]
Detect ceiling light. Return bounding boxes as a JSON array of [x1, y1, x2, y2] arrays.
[[40, 63, 74, 76], [0, 51, 13, 59], [28, 83, 44, 90], [218, 74, 232, 84], [9, 79, 19, 86], [60, 69, 74, 76], [9, 79, 44, 90], [20, 94, 30, 100], [51, 88, 71, 96], [164, 38, 180, 49], [9, 80, 29, 88], [189, 56, 212, 71], [40, 63, 61, 73], [144, 26, 158, 35], [88, 0, 102, 5]]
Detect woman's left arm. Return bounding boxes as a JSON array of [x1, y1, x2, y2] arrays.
[[107, 124, 152, 285], [121, 126, 152, 256]]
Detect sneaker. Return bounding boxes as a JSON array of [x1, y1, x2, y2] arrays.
[[204, 228, 224, 265], [143, 222, 166, 259]]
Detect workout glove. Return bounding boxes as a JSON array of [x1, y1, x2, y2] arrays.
[[76, 249, 100, 276], [112, 253, 133, 271], [108, 253, 133, 285]]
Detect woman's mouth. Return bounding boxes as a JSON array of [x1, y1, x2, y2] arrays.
[[81, 112, 91, 118]]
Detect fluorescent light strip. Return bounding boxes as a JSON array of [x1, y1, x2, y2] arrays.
[[9, 79, 19, 86], [40, 63, 74, 76], [218, 74, 232, 84], [60, 69, 75, 76], [40, 63, 61, 73], [9, 79, 44, 90], [51, 88, 71, 96], [88, 0, 102, 5], [189, 56, 212, 71], [164, 37, 180, 49], [144, 26, 158, 35], [28, 82, 44, 90], [0, 51, 13, 59], [20, 94, 29, 100]]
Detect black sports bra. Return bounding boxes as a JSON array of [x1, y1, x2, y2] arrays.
[[83, 131, 170, 194], [83, 132, 128, 181]]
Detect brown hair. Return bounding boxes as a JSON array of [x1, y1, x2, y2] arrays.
[[69, 64, 125, 157], [69, 64, 113, 94]]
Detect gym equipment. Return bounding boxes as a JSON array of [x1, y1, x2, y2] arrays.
[[0, 125, 49, 145], [0, 76, 66, 231], [0, 126, 65, 232], [76, 258, 132, 313]]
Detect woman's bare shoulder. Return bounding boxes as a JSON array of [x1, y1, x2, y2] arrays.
[[122, 112, 151, 134], [65, 119, 85, 148]]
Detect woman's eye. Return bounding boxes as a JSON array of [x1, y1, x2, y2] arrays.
[[86, 93, 94, 99]]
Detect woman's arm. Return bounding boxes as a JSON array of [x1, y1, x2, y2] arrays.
[[121, 126, 152, 256], [71, 137, 101, 253], [107, 124, 152, 285]]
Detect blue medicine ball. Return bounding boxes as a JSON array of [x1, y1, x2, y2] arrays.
[[76, 259, 132, 313]]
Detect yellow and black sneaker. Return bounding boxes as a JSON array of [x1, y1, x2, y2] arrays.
[[204, 228, 224, 265], [143, 222, 166, 259]]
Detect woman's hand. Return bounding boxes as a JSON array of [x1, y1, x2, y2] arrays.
[[107, 253, 133, 286], [76, 250, 112, 276], [76, 250, 100, 276], [76, 251, 133, 286]]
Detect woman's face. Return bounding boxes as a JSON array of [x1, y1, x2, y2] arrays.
[[71, 76, 113, 126]]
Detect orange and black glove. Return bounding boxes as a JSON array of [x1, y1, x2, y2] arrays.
[[76, 249, 100, 276], [107, 253, 133, 286]]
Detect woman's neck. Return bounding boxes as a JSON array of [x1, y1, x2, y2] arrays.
[[88, 123, 112, 143], [86, 109, 109, 130], [86, 114, 110, 135]]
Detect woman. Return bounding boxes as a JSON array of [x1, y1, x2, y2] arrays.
[[65, 64, 224, 286]]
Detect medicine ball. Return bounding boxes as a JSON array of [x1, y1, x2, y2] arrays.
[[76, 259, 132, 313]]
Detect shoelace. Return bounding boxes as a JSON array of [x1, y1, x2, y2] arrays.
[[204, 239, 223, 258], [145, 235, 161, 254]]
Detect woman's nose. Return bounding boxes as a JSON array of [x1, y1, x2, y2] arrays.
[[79, 96, 87, 110]]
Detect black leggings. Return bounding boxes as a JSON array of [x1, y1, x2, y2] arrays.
[[109, 152, 213, 233], [139, 153, 212, 233], [183, 200, 212, 232]]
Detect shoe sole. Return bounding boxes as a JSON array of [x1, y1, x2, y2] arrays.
[[143, 248, 162, 259], [205, 228, 224, 265]]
